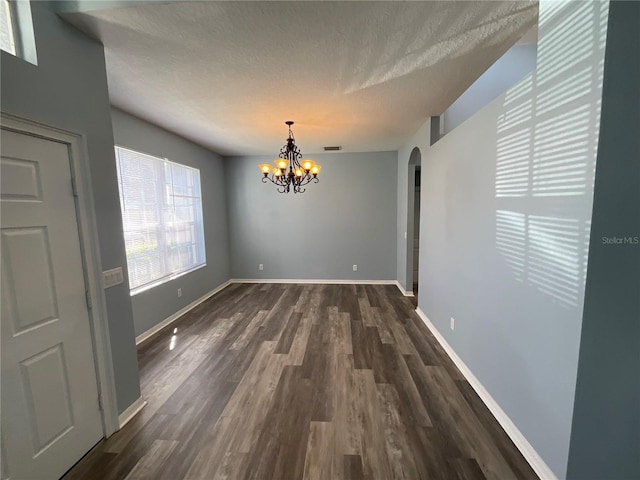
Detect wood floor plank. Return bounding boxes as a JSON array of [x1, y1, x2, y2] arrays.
[[350, 317, 372, 370], [229, 310, 267, 350], [343, 454, 364, 480], [376, 383, 420, 480], [390, 319, 419, 355], [372, 306, 396, 344], [182, 416, 240, 480], [404, 356, 518, 480], [274, 310, 303, 354], [367, 325, 392, 384], [410, 316, 466, 381], [358, 296, 377, 328], [337, 284, 361, 322], [328, 306, 353, 356], [157, 380, 238, 480], [333, 353, 361, 456], [354, 369, 394, 480], [123, 440, 178, 480], [305, 285, 325, 325], [212, 451, 248, 480], [61, 447, 117, 480], [220, 341, 277, 419], [381, 343, 433, 427], [320, 284, 339, 310], [363, 285, 382, 308], [65, 283, 538, 480], [249, 365, 314, 480], [301, 321, 335, 422], [404, 317, 448, 367], [286, 311, 313, 366], [302, 421, 335, 480], [454, 380, 539, 480], [449, 458, 489, 480], [98, 413, 176, 480], [227, 348, 287, 454]]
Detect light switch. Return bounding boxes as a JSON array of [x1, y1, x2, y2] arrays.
[[103, 267, 124, 288]]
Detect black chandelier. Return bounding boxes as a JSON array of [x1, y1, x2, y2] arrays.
[[259, 121, 322, 194]]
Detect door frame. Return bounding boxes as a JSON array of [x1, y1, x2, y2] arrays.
[[405, 147, 421, 294], [1, 112, 120, 437]]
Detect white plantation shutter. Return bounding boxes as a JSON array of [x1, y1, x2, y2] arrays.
[[115, 146, 206, 294]]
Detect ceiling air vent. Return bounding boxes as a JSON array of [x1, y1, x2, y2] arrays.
[[323, 146, 341, 151]]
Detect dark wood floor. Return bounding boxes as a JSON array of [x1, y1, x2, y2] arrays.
[[64, 283, 538, 480]]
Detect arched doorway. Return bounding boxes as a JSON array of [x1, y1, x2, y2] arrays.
[[406, 147, 421, 296]]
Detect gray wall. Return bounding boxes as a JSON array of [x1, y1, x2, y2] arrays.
[[443, 44, 537, 135], [0, 2, 140, 413], [567, 1, 640, 478], [111, 109, 231, 337], [225, 152, 397, 280], [412, 1, 609, 476]]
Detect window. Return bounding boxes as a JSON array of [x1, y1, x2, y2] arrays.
[[0, 0, 37, 64], [115, 146, 206, 294], [1, 0, 17, 55]]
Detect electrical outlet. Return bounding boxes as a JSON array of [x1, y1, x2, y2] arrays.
[[259, 263, 264, 271], [353, 265, 358, 271], [450, 317, 455, 331], [177, 288, 182, 298]]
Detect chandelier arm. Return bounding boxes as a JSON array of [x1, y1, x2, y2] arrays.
[[262, 175, 280, 186], [262, 174, 294, 188], [298, 174, 317, 186]]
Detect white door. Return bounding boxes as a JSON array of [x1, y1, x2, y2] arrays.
[[1, 128, 103, 480]]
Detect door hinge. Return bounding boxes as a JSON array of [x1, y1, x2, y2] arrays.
[[97, 394, 103, 411], [71, 176, 79, 197], [85, 290, 93, 310]]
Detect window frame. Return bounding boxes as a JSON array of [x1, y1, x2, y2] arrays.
[[114, 145, 207, 296]]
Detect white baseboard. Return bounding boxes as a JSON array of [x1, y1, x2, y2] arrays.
[[118, 396, 147, 429], [394, 280, 415, 297], [232, 278, 415, 297], [414, 308, 557, 480], [230, 278, 397, 285], [135, 279, 233, 345]]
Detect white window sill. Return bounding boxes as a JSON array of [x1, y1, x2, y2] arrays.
[[129, 263, 206, 296]]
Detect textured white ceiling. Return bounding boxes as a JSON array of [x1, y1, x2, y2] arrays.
[[63, 1, 538, 155]]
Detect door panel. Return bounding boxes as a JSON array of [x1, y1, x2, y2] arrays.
[[0, 157, 42, 201], [1, 128, 103, 480], [2, 227, 59, 333]]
